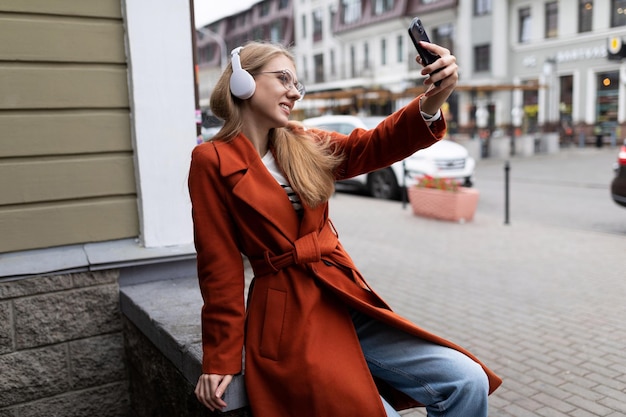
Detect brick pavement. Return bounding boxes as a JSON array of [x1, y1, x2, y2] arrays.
[[326, 152, 626, 416]]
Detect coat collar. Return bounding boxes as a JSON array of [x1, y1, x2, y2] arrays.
[[213, 134, 327, 242]]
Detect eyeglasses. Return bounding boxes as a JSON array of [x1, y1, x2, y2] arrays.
[[254, 69, 306, 100]]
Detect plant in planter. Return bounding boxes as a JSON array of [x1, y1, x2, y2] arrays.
[[407, 175, 479, 222]]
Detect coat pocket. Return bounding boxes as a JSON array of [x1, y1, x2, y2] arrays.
[[259, 288, 287, 360]]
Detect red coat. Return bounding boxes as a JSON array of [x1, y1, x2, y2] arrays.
[[188, 97, 502, 417]]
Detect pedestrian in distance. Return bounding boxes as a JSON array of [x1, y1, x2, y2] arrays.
[[188, 40, 502, 417]]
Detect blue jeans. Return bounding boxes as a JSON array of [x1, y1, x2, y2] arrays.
[[351, 309, 489, 417]]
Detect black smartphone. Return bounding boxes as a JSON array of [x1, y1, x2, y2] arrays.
[[408, 17, 442, 86]]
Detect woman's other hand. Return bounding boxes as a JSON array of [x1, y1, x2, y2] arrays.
[[195, 373, 233, 411]]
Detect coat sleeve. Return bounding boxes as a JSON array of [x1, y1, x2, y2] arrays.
[[330, 95, 447, 181], [188, 142, 246, 375]]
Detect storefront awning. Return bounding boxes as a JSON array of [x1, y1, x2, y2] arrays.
[[455, 83, 544, 92], [302, 83, 542, 103]]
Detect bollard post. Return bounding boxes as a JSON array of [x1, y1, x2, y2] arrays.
[[504, 161, 510, 225], [402, 160, 408, 209]]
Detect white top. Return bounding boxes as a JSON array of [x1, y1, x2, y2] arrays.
[[262, 151, 304, 216]]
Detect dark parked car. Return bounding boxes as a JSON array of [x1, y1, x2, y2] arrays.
[[611, 139, 626, 208]]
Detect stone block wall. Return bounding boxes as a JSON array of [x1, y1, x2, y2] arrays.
[[123, 317, 250, 417], [0, 270, 130, 416]]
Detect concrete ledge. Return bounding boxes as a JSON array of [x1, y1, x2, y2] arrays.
[[120, 276, 249, 413], [0, 238, 196, 279]]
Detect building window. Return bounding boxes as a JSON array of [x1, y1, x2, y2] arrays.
[[474, 0, 492, 16], [270, 21, 282, 43], [381, 38, 387, 66], [260, 2, 270, 16], [397, 35, 404, 63], [559, 75, 574, 126], [279, 0, 289, 9], [578, 0, 593, 33], [523, 81, 540, 133], [236, 14, 246, 27], [313, 8, 323, 42], [578, 1, 593, 32], [341, 0, 361, 24], [301, 14, 307, 38], [519, 7, 531, 43], [545, 1, 558, 38], [611, 0, 626, 27], [596, 71, 619, 131], [330, 49, 336, 76], [364, 42, 370, 69], [374, 0, 394, 15], [314, 54, 324, 83], [474, 44, 490, 72], [252, 27, 263, 40], [433, 23, 454, 53]]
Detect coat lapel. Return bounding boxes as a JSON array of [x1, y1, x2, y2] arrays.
[[213, 135, 300, 241]]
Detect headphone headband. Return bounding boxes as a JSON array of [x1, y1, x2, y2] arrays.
[[231, 46, 243, 57], [229, 46, 256, 99]]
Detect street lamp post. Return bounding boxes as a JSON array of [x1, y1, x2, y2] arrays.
[[543, 57, 557, 131], [196, 27, 228, 71]]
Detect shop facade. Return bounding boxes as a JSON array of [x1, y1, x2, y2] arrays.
[[512, 32, 626, 146]]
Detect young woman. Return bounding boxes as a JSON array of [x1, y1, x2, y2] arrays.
[[189, 41, 501, 417]]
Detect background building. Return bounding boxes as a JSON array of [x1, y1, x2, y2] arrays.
[[510, 0, 626, 146], [197, 0, 626, 148]]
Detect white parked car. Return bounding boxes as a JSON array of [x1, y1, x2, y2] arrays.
[[302, 115, 475, 200]]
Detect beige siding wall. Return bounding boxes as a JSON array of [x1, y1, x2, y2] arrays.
[[0, 1, 138, 253]]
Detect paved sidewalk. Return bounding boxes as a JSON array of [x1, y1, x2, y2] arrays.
[[326, 158, 626, 416]]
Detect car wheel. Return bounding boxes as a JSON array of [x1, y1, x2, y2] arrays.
[[367, 168, 400, 200], [611, 171, 626, 207], [464, 177, 473, 187]]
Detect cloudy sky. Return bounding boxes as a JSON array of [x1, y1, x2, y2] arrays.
[[194, 0, 257, 27]]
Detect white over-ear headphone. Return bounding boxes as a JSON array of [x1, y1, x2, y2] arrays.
[[229, 47, 256, 100]]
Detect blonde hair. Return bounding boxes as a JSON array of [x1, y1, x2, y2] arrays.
[[210, 41, 342, 208]]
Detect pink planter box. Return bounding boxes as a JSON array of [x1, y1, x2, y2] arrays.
[[408, 186, 479, 222]]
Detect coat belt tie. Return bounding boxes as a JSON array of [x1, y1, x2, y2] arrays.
[[249, 221, 338, 277]]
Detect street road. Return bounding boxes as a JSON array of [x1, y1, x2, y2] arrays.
[[472, 146, 625, 236]]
